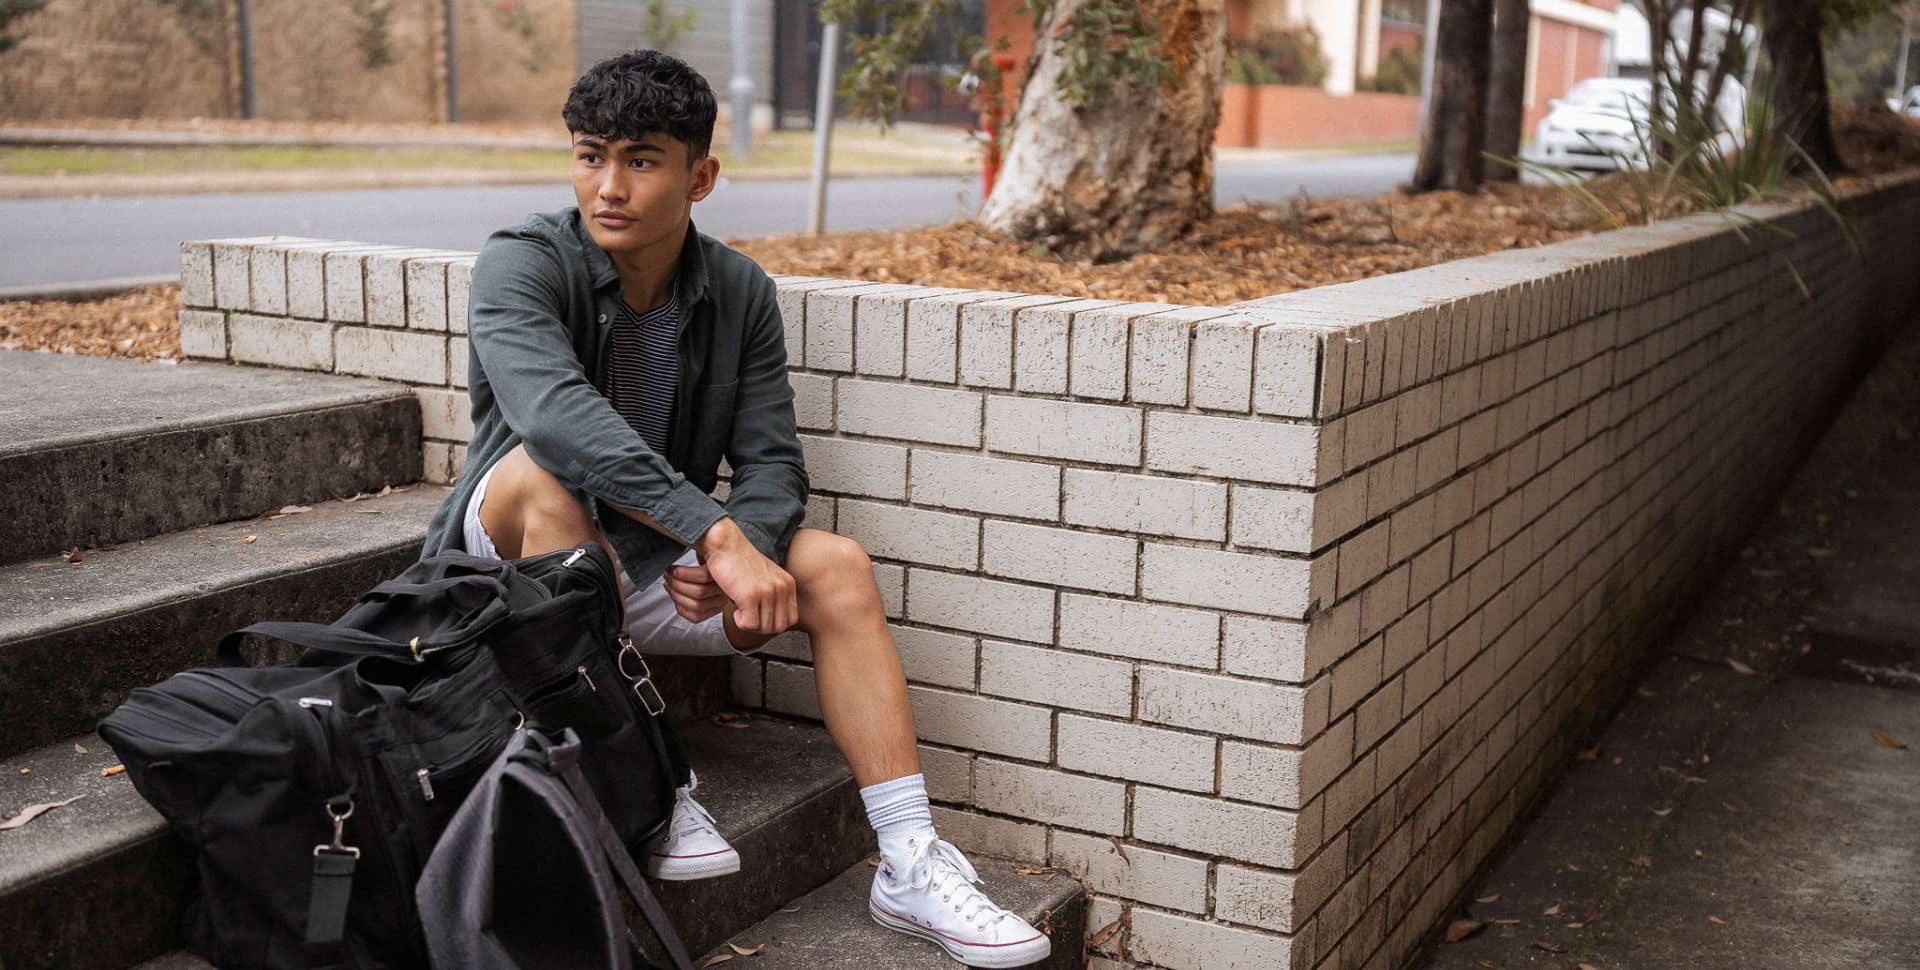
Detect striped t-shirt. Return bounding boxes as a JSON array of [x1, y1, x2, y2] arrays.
[[601, 292, 680, 456]]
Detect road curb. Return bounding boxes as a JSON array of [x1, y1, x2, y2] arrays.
[[0, 274, 177, 302]]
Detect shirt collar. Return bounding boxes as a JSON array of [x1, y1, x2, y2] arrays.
[[575, 208, 710, 306]]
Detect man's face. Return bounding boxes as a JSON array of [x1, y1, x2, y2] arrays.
[[570, 131, 718, 257]]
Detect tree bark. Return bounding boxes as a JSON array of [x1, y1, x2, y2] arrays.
[[1483, 0, 1530, 181], [1762, 0, 1846, 173], [1410, 0, 1493, 192], [977, 0, 1226, 262]]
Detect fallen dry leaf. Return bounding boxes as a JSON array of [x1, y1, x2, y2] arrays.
[[1543, 904, 1562, 917], [1108, 835, 1130, 863], [1531, 939, 1568, 953], [1490, 918, 1523, 925], [1444, 919, 1485, 943], [1806, 547, 1837, 559], [1872, 730, 1908, 750], [1726, 658, 1757, 676], [1089, 917, 1125, 949], [73, 743, 87, 755], [1708, 915, 1729, 926], [1652, 806, 1673, 817], [1631, 855, 1653, 869], [726, 942, 764, 956], [1475, 893, 1501, 903], [0, 794, 86, 831], [699, 955, 732, 967], [243, 535, 258, 544], [66, 548, 83, 563], [1580, 964, 1600, 970], [101, 764, 126, 777], [777, 904, 800, 913], [276, 504, 313, 516], [1576, 746, 1600, 762]]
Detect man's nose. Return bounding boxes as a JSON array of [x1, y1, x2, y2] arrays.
[[597, 167, 629, 203]]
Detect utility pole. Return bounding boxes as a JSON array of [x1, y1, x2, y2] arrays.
[[444, 0, 460, 123], [729, 0, 754, 159], [1417, 0, 1439, 125], [807, 21, 840, 235], [235, 0, 256, 119]]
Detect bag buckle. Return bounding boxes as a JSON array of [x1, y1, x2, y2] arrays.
[[314, 799, 361, 859], [616, 633, 668, 718]]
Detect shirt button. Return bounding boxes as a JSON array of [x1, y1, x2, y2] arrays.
[[597, 314, 607, 323]]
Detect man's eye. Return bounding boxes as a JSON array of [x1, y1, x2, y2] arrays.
[[630, 158, 651, 168], [579, 153, 601, 164]]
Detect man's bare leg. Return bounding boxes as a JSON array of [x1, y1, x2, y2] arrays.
[[777, 528, 921, 787]]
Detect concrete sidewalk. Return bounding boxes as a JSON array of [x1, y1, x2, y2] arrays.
[[1416, 311, 1920, 969]]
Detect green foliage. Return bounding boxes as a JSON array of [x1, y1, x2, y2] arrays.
[[821, 0, 956, 129], [641, 0, 697, 53], [1817, 0, 1908, 32], [1824, 5, 1918, 101], [1226, 23, 1330, 87], [0, 0, 49, 57], [1024, 0, 1172, 108], [1504, 91, 1861, 297], [352, 0, 399, 70], [1359, 45, 1423, 95]]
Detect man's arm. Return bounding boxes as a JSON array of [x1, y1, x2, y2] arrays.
[[715, 271, 810, 561], [466, 231, 729, 547]]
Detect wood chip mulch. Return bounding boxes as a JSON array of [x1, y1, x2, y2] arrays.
[[1, 285, 182, 361]]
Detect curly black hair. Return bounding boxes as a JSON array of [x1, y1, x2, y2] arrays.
[[562, 49, 717, 162]]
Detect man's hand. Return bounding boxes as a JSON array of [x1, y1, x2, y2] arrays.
[[662, 560, 729, 624], [693, 518, 798, 635]]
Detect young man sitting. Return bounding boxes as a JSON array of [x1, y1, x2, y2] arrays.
[[417, 49, 1052, 968]]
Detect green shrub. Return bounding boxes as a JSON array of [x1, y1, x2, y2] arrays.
[[1227, 23, 1330, 88]]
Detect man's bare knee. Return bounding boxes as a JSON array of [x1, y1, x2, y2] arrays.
[[480, 445, 596, 558]]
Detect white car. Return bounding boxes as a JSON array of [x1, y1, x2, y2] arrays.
[[1534, 76, 1747, 172]]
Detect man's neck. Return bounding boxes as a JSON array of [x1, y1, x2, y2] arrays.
[[607, 220, 687, 313]]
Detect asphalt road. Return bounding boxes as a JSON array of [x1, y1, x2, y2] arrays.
[[0, 152, 1414, 289]]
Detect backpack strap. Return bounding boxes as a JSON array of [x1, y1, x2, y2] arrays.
[[545, 733, 697, 970], [305, 794, 360, 970], [217, 622, 413, 666]]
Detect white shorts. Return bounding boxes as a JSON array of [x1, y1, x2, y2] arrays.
[[462, 463, 740, 657]]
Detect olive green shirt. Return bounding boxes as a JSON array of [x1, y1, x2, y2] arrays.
[[419, 207, 808, 588]]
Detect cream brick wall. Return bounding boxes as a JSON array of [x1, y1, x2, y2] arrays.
[[176, 170, 1920, 969]]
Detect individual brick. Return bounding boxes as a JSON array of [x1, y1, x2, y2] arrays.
[[983, 520, 1138, 595], [916, 743, 973, 801], [836, 498, 978, 569], [1145, 411, 1319, 486], [421, 441, 453, 486], [179, 242, 215, 307], [906, 569, 1054, 643], [1132, 786, 1303, 868], [908, 450, 1060, 519], [446, 257, 475, 334], [1058, 594, 1218, 668], [1219, 714, 1354, 809], [930, 806, 1047, 861], [765, 660, 822, 719], [248, 246, 288, 315], [907, 685, 1052, 761], [1057, 714, 1214, 792], [278, 244, 335, 320], [1229, 484, 1315, 553], [891, 625, 977, 690], [789, 372, 834, 430], [323, 247, 381, 323], [986, 396, 1141, 465], [1220, 615, 1312, 683], [1138, 666, 1315, 744], [178, 309, 227, 360], [1050, 830, 1209, 914], [1141, 543, 1311, 618], [979, 640, 1134, 716], [364, 249, 442, 328], [448, 337, 470, 390], [1214, 836, 1348, 933], [1192, 315, 1258, 411], [334, 326, 448, 384], [1063, 469, 1226, 541], [229, 313, 332, 370], [1125, 905, 1303, 970], [405, 256, 454, 331], [906, 289, 1016, 382], [872, 560, 903, 617], [729, 655, 764, 708], [416, 387, 474, 442], [798, 434, 908, 499], [837, 379, 981, 446], [973, 758, 1126, 834], [1130, 311, 1192, 405]]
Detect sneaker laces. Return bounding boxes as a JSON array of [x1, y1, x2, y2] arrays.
[[668, 785, 721, 842], [903, 838, 1013, 930]]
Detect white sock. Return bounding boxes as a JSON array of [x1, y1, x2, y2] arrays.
[[860, 773, 937, 859]]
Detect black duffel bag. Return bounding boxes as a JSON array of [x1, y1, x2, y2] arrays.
[[98, 541, 693, 970]]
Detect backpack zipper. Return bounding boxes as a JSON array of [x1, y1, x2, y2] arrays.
[[416, 768, 435, 802]]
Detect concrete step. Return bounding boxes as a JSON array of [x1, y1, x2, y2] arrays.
[[1, 716, 859, 970], [0, 485, 727, 760], [0, 352, 422, 565], [705, 855, 1088, 970], [0, 486, 446, 759]]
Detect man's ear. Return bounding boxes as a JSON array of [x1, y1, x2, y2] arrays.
[[688, 154, 720, 202]]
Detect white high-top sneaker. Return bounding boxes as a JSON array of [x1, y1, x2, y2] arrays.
[[868, 835, 1052, 968], [645, 771, 741, 881]]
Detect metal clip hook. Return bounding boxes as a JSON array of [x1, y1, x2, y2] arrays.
[[615, 633, 668, 717], [314, 799, 361, 859]]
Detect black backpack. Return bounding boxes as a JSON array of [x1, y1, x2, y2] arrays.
[[98, 542, 692, 970]]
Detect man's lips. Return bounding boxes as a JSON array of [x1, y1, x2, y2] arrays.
[[595, 212, 636, 228]]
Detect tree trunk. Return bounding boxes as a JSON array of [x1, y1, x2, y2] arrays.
[[977, 0, 1226, 262], [1410, 0, 1493, 192], [1483, 0, 1530, 181], [1762, 0, 1846, 173]]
